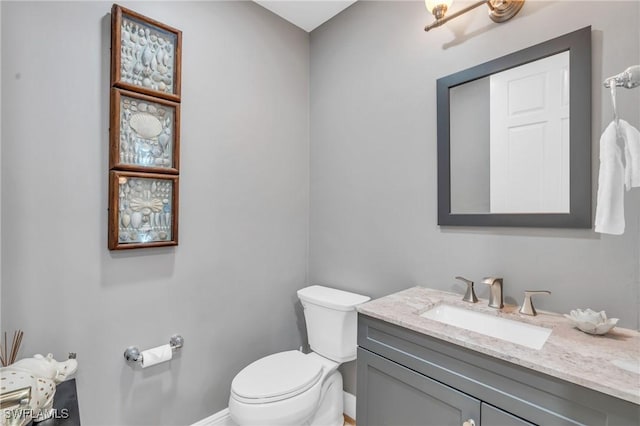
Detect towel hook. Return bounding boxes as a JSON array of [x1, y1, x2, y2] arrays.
[[604, 65, 640, 89], [608, 80, 623, 141], [604, 64, 640, 133], [609, 80, 619, 125]]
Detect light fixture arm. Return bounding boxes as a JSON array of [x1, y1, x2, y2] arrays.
[[425, 0, 489, 32], [425, 0, 525, 32]]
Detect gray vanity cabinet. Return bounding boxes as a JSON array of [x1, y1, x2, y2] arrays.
[[357, 314, 640, 426]]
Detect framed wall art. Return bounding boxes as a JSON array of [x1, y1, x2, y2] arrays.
[[108, 171, 179, 250], [110, 88, 180, 174], [109, 4, 182, 251], [111, 4, 182, 102]]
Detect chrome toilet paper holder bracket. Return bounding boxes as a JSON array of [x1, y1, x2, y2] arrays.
[[124, 334, 184, 364]]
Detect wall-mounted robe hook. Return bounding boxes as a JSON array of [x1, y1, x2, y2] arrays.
[[604, 65, 640, 89]]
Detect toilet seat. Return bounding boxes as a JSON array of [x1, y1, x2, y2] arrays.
[[231, 350, 323, 404]]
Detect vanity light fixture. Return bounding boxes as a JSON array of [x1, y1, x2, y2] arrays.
[[424, 0, 525, 32]]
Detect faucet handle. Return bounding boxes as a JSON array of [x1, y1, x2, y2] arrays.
[[455, 276, 478, 303], [519, 290, 551, 316]]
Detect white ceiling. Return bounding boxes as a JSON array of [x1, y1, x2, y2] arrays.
[[254, 1, 357, 32]]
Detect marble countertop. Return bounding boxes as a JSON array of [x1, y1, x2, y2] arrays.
[[357, 287, 640, 405]]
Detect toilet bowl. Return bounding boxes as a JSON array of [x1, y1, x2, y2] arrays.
[[228, 285, 370, 426], [229, 351, 341, 425]]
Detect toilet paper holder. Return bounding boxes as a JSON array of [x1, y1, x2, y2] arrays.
[[124, 334, 184, 364]]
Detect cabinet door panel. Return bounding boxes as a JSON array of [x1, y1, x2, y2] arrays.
[[482, 403, 535, 426], [358, 348, 480, 426]]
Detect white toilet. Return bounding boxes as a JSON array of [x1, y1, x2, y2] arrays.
[[228, 285, 370, 426]]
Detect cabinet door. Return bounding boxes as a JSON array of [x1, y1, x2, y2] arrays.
[[357, 348, 480, 426], [482, 403, 535, 426]]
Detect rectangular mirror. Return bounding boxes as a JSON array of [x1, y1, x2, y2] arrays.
[[437, 27, 591, 227]]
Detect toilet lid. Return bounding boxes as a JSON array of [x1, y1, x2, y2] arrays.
[[231, 350, 322, 401]]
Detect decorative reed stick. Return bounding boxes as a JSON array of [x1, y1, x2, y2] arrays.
[[0, 330, 24, 366], [0, 333, 5, 366], [2, 332, 6, 366]]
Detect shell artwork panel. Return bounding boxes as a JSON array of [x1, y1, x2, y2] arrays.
[[117, 176, 173, 244], [120, 15, 177, 95], [120, 94, 174, 169]]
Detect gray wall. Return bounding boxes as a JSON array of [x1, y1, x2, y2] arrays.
[[1, 1, 309, 424], [310, 1, 640, 393]]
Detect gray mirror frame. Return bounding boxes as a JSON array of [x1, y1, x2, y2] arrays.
[[437, 26, 591, 227]]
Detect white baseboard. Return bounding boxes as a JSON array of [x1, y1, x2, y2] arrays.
[[343, 391, 356, 420], [191, 408, 233, 426], [193, 392, 356, 425]]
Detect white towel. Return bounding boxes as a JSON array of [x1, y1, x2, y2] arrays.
[[619, 119, 640, 190], [595, 121, 625, 235]]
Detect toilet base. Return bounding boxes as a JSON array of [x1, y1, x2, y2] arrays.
[[308, 370, 343, 426]]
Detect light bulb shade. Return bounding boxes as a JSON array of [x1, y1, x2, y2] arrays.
[[425, 0, 453, 15]]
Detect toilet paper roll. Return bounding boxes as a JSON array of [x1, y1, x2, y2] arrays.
[[141, 344, 173, 368]]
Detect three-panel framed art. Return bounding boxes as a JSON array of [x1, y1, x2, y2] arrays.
[[108, 4, 182, 250]]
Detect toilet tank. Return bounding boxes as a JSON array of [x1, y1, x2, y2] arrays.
[[297, 285, 370, 363]]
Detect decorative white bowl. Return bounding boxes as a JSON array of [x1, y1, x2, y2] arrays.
[[564, 309, 618, 335]]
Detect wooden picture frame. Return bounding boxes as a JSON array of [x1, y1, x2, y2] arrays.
[[111, 4, 182, 102], [110, 88, 180, 174], [108, 171, 179, 250]]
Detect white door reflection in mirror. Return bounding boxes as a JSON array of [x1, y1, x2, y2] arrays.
[[489, 51, 570, 213]]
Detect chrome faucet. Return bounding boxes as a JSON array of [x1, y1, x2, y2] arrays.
[[481, 277, 503, 309]]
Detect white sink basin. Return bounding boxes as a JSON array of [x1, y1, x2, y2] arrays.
[[420, 304, 552, 350]]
